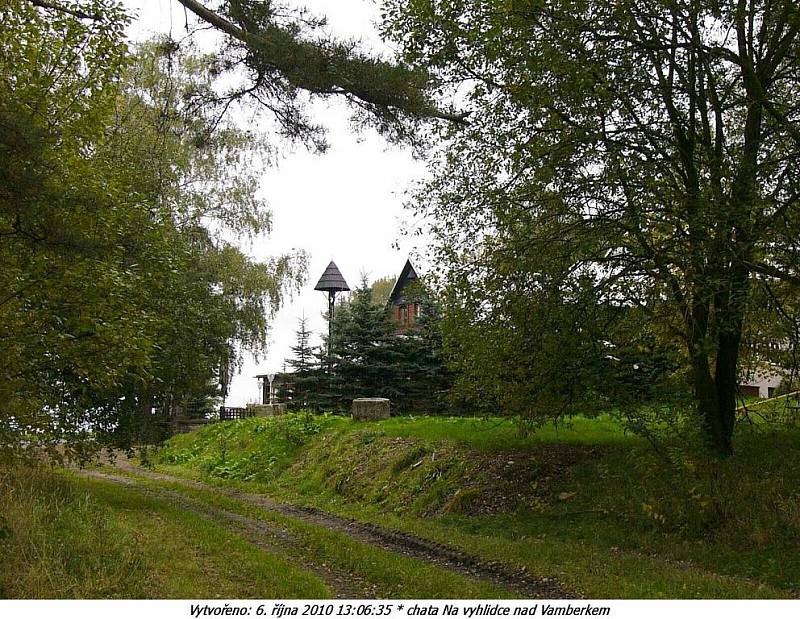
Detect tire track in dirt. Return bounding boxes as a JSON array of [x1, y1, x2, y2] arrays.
[[78, 469, 376, 599], [98, 458, 573, 598]]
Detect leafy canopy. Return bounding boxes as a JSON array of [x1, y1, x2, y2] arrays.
[[382, 0, 800, 452], [1, 1, 304, 460]]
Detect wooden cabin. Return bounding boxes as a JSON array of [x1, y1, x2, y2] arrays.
[[388, 259, 422, 329]]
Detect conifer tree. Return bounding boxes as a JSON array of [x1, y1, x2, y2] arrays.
[[291, 278, 452, 414], [287, 316, 314, 374], [285, 316, 316, 409], [388, 283, 451, 413], [330, 278, 397, 405]]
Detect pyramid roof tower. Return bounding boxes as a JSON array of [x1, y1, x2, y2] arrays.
[[314, 261, 350, 293]]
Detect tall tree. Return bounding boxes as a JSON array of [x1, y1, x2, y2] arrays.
[[384, 0, 800, 453], [389, 281, 452, 413], [1, 3, 303, 458], [25, 0, 466, 151], [330, 279, 398, 405], [371, 275, 397, 305], [302, 277, 451, 414], [1, 0, 138, 460], [172, 0, 466, 143], [287, 316, 315, 374]]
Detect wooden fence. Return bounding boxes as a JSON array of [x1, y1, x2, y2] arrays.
[[219, 406, 254, 421], [737, 389, 800, 425]]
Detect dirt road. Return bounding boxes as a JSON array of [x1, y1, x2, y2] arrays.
[[77, 457, 571, 599]]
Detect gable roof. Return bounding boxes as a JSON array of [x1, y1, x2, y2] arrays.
[[314, 261, 350, 292], [388, 259, 419, 305]]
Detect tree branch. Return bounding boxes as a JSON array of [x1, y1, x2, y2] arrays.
[[174, 0, 467, 125], [27, 0, 100, 20], [746, 260, 800, 287]]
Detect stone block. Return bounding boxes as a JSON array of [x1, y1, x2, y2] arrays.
[[352, 398, 390, 421], [250, 404, 285, 417], [248, 404, 270, 418]]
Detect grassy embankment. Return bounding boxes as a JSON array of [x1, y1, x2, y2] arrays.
[[3, 410, 798, 598], [149, 411, 800, 598]]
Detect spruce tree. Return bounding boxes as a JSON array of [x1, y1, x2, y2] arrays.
[[307, 300, 351, 412], [388, 283, 451, 413], [285, 316, 318, 409], [287, 316, 314, 373], [292, 278, 452, 414], [331, 278, 397, 406]]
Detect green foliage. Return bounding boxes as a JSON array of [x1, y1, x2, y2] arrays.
[[295, 278, 451, 413], [157, 414, 329, 483], [0, 3, 304, 459], [370, 275, 396, 305], [1, 0, 140, 460], [176, 0, 462, 150], [287, 316, 315, 374], [284, 316, 318, 408], [390, 281, 454, 413], [382, 0, 800, 453], [329, 279, 399, 404]]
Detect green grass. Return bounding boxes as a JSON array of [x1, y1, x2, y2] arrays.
[[0, 465, 327, 598], [373, 414, 637, 449], [155, 413, 341, 483], [153, 412, 800, 598], [1, 460, 510, 598], [6, 413, 794, 598], [102, 471, 508, 599]]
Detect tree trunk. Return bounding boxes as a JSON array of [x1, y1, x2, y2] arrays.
[[690, 352, 731, 455], [713, 331, 739, 455], [711, 267, 749, 456], [690, 273, 747, 456], [688, 296, 739, 456]]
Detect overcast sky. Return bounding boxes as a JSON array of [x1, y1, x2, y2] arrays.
[[123, 0, 426, 405]]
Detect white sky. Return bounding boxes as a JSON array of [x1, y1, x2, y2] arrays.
[[123, 1, 425, 405]]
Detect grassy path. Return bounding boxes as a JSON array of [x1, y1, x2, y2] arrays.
[[78, 458, 575, 598], [78, 469, 372, 598], [80, 457, 570, 598], [0, 467, 330, 599]]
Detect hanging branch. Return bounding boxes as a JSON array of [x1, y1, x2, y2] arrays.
[[174, 0, 468, 125]]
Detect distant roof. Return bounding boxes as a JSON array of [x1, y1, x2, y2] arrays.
[[314, 261, 350, 292], [388, 259, 419, 305]]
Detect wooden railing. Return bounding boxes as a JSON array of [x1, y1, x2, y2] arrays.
[[219, 406, 253, 421], [737, 389, 800, 413]]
